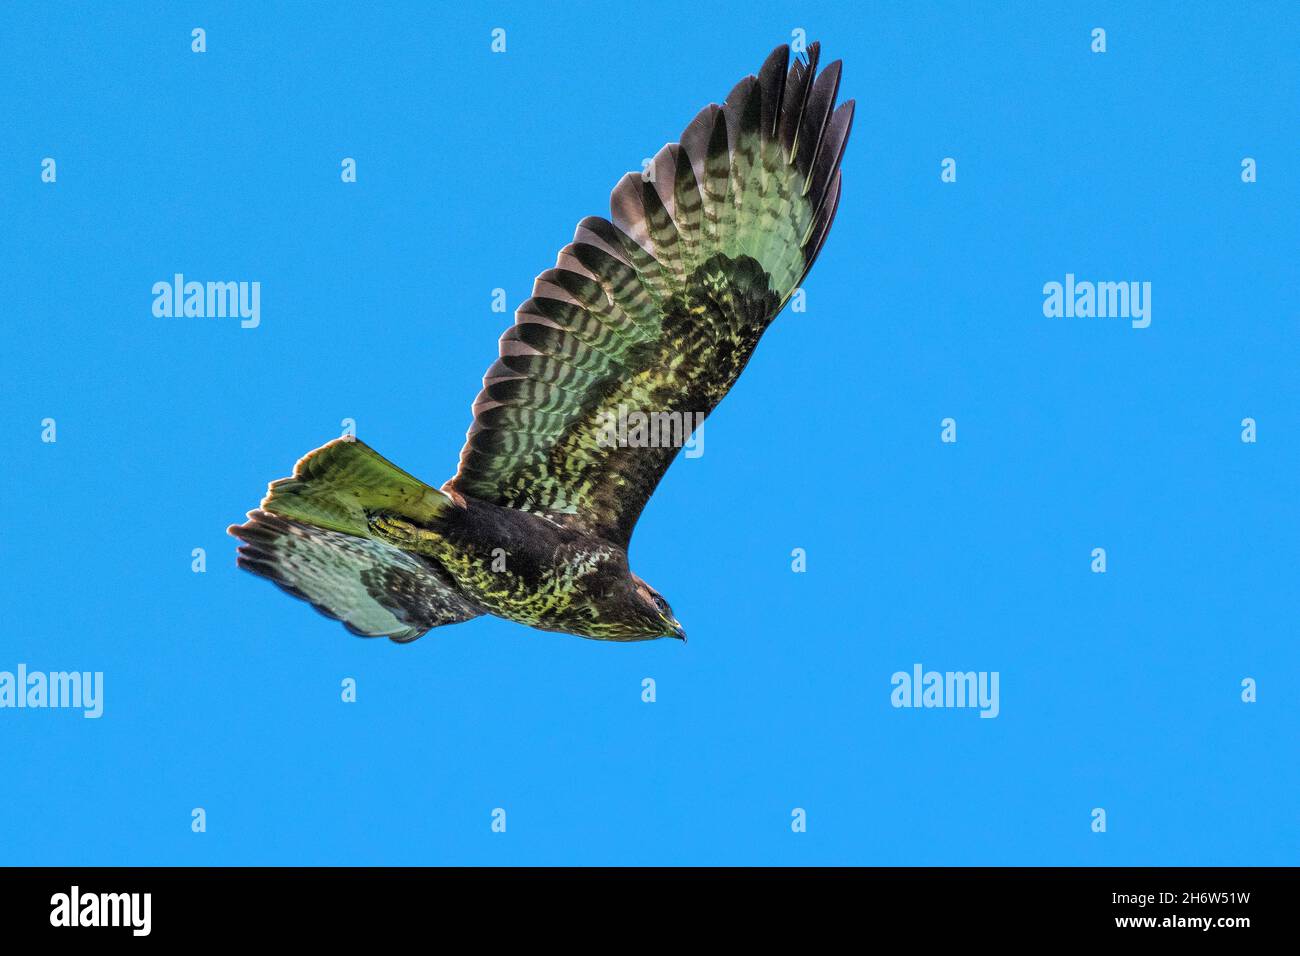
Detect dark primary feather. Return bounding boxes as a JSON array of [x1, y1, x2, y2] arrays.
[[448, 42, 853, 548]]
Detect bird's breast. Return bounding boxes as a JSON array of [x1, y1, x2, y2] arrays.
[[428, 500, 625, 630]]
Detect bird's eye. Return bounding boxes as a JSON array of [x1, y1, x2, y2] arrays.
[[652, 595, 667, 612]]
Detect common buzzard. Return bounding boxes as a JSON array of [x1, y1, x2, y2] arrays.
[[230, 42, 853, 642]]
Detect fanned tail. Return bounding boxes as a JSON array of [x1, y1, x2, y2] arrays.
[[260, 438, 457, 536], [229, 510, 479, 641], [229, 438, 477, 641]]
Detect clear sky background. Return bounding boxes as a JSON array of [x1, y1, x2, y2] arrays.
[[2, 1, 1296, 865]]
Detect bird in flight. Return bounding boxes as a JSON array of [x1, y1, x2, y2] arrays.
[[229, 42, 853, 643]]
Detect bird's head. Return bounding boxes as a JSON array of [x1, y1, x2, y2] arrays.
[[628, 573, 686, 642]]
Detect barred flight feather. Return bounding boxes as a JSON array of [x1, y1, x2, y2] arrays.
[[449, 42, 853, 547]]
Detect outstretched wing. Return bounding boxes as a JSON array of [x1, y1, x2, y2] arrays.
[[229, 510, 481, 641], [448, 42, 853, 547]]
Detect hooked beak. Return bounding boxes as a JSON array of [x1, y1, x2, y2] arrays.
[[652, 603, 686, 642]]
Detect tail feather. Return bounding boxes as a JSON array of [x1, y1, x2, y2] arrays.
[[261, 437, 457, 536], [230, 438, 476, 641]]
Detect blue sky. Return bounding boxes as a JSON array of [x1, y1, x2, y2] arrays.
[[2, 1, 1296, 865]]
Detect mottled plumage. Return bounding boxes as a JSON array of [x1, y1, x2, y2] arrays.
[[230, 42, 853, 642]]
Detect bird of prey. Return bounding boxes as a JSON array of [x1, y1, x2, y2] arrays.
[[229, 42, 853, 643]]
